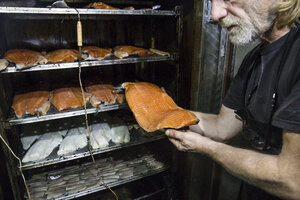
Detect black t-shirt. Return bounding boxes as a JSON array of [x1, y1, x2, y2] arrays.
[[224, 26, 300, 152], [223, 26, 300, 199]]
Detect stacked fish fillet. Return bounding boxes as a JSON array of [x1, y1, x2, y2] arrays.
[[12, 90, 51, 118], [24, 154, 164, 199], [12, 82, 124, 118], [1, 45, 169, 72], [21, 117, 131, 163]]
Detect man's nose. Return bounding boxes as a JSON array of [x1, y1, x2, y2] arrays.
[[211, 0, 228, 21]]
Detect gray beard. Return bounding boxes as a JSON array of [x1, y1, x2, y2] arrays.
[[220, 14, 276, 45]]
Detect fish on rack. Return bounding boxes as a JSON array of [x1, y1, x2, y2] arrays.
[[45, 49, 81, 63], [122, 82, 198, 132], [20, 126, 41, 151], [24, 154, 165, 199], [84, 2, 119, 9], [85, 83, 123, 107], [57, 127, 87, 156], [110, 117, 130, 143], [90, 123, 111, 149], [4, 49, 47, 70], [113, 46, 153, 59], [12, 90, 51, 118], [149, 48, 171, 57], [22, 131, 63, 163], [50, 87, 91, 111], [82, 46, 113, 60], [21, 135, 40, 151]]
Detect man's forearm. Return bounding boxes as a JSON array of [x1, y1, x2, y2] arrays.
[[191, 106, 242, 141], [204, 141, 296, 199]]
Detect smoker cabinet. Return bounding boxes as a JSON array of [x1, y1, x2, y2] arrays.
[[0, 1, 183, 199]]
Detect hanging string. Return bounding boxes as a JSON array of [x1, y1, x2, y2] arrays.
[[0, 134, 31, 200], [74, 8, 118, 200]]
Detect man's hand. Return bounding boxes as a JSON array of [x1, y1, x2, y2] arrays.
[[167, 127, 300, 199], [165, 129, 214, 153]]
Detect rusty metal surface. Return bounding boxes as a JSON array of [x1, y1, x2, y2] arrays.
[[190, 0, 228, 114]]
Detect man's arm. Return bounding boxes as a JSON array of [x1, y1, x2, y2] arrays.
[[189, 105, 243, 141], [166, 129, 300, 200]]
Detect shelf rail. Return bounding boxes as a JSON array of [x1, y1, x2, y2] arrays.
[[22, 132, 166, 170], [0, 7, 177, 16], [2, 54, 175, 73], [9, 104, 127, 125]]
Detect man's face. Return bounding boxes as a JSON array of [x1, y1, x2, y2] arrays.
[[211, 0, 278, 45]]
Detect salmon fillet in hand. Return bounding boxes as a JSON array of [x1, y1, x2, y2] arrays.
[[122, 82, 198, 132]]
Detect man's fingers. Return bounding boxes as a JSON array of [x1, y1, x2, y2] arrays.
[[165, 129, 184, 140], [168, 138, 185, 151]]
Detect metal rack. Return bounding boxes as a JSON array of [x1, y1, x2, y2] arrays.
[[9, 104, 127, 125], [3, 54, 175, 73], [0, 3, 183, 200], [22, 130, 166, 170], [0, 7, 177, 16], [55, 167, 168, 200]]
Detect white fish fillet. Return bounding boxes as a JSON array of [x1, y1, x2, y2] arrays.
[[110, 124, 130, 143], [22, 132, 62, 163], [20, 125, 41, 150], [90, 123, 111, 149], [21, 135, 40, 150], [57, 128, 87, 156]]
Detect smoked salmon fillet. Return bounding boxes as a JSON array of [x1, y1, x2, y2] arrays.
[[82, 46, 113, 60], [45, 49, 79, 63], [50, 87, 90, 111], [122, 82, 198, 132], [84, 2, 118, 9], [12, 90, 50, 118], [114, 46, 153, 59], [85, 84, 124, 107], [5, 49, 47, 69]]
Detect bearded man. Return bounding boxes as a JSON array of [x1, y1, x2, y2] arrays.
[[166, 0, 300, 199]]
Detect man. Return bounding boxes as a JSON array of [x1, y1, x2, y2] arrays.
[[166, 0, 300, 199]]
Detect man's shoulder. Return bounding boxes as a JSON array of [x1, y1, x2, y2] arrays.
[[238, 43, 262, 72]]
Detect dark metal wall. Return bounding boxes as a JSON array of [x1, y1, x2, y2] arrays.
[[179, 0, 239, 200]]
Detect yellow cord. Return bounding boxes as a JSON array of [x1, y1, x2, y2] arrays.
[[0, 134, 31, 200], [75, 18, 118, 198]]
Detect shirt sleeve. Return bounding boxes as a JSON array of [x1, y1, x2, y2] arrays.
[[273, 77, 300, 132]]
